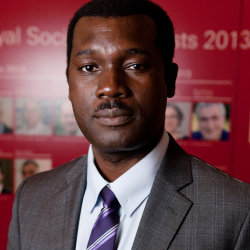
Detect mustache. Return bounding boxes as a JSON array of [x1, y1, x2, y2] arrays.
[[94, 99, 132, 112]]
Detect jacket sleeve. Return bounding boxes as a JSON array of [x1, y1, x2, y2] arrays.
[[7, 179, 27, 250], [234, 208, 250, 250]]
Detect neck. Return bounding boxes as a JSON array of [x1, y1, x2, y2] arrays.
[[92, 131, 164, 182]]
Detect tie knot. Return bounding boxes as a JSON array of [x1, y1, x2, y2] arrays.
[[100, 186, 120, 209]]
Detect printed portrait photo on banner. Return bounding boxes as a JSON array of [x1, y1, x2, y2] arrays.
[[15, 98, 52, 136], [54, 99, 83, 136], [0, 159, 12, 195], [0, 97, 13, 135], [192, 102, 230, 141], [164, 102, 191, 140]]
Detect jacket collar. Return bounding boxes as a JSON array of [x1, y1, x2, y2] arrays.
[[160, 133, 193, 190], [132, 134, 193, 250]]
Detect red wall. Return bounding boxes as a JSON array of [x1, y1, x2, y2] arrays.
[[0, 0, 249, 248]]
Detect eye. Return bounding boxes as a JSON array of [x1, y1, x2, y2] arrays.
[[126, 64, 145, 70], [81, 65, 99, 72]]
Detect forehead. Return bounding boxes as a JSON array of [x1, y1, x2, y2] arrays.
[[23, 163, 36, 168], [166, 106, 177, 113], [72, 15, 159, 55], [199, 105, 222, 116]]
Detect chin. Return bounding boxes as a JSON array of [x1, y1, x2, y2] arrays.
[[90, 131, 148, 153], [204, 135, 219, 141]]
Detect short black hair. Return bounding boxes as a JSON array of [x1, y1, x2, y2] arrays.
[[66, 0, 175, 74]]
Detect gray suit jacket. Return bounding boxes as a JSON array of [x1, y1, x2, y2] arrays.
[[8, 136, 250, 249]]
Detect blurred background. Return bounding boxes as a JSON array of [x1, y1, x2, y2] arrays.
[[0, 0, 249, 248]]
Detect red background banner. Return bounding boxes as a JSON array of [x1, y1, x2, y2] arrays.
[[0, 0, 249, 248]]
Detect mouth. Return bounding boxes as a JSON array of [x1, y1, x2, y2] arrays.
[[94, 108, 134, 126]]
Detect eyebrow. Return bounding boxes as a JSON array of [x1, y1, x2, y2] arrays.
[[76, 49, 98, 57], [124, 48, 151, 57], [75, 48, 151, 58]]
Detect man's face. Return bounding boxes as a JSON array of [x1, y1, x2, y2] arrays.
[[23, 101, 42, 128], [60, 102, 78, 135], [22, 163, 37, 179], [68, 15, 170, 153], [197, 105, 225, 141], [165, 106, 179, 133]]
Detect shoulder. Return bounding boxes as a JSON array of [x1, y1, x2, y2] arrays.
[[3, 124, 12, 133], [192, 131, 202, 139], [188, 156, 250, 206], [14, 155, 88, 219], [221, 130, 229, 140]]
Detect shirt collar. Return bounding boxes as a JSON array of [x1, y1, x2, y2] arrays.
[[85, 131, 169, 216], [85, 146, 108, 213]]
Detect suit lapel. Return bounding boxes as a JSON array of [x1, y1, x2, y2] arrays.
[[48, 156, 88, 250], [132, 135, 193, 250]]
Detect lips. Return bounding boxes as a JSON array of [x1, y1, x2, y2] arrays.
[[94, 108, 134, 126]]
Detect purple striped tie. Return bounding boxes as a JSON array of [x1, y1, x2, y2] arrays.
[[86, 185, 120, 250]]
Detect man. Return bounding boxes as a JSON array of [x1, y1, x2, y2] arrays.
[[16, 99, 51, 135], [56, 100, 82, 136], [21, 160, 38, 179], [0, 101, 12, 134], [8, 0, 250, 249], [192, 102, 229, 141]]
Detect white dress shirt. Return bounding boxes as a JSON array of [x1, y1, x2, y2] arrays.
[[75, 131, 169, 250]]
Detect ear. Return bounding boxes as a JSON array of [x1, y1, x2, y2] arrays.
[[166, 63, 178, 98]]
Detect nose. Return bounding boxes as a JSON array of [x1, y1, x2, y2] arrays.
[[95, 68, 130, 99], [205, 119, 215, 129]]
